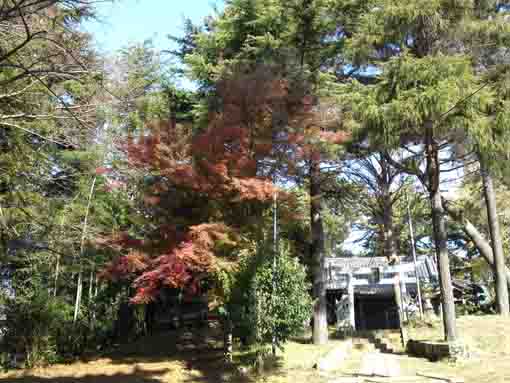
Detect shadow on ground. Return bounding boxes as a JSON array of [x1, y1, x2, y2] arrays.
[[0, 322, 254, 383], [0, 366, 169, 383]]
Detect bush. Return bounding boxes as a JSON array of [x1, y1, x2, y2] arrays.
[[232, 245, 312, 351], [3, 291, 69, 367]]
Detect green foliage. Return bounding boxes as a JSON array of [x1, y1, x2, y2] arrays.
[[0, 2, 130, 367], [251, 250, 312, 349], [340, 0, 510, 162], [2, 288, 70, 367], [456, 173, 510, 268], [230, 243, 312, 350], [4, 0, 510, 369], [181, 0, 347, 88], [1, 280, 129, 368], [342, 53, 491, 149]]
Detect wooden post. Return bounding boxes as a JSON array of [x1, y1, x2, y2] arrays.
[[394, 276, 407, 348], [348, 272, 355, 331], [400, 277, 408, 322], [407, 194, 424, 318]]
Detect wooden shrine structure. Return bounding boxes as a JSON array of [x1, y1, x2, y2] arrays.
[[325, 255, 439, 331]]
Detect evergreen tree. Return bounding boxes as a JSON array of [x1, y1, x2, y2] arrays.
[[339, 0, 509, 341], [174, 0, 353, 345], [460, 1, 510, 316]]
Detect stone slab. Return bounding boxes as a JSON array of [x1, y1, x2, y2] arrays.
[[359, 353, 401, 377], [315, 340, 353, 371], [328, 378, 362, 383]]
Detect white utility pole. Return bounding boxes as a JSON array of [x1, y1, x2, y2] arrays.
[[271, 190, 278, 356]]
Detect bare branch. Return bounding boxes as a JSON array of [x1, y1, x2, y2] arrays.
[[0, 120, 78, 147]]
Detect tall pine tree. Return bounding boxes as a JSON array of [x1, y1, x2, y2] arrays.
[[174, 0, 352, 344], [339, 0, 507, 341]]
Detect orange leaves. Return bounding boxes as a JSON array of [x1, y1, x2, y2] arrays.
[[100, 222, 240, 303], [121, 115, 275, 204], [193, 125, 249, 158], [199, 160, 229, 180], [95, 167, 109, 175], [94, 232, 144, 251], [104, 179, 125, 192], [103, 68, 353, 304], [188, 223, 237, 253], [99, 251, 150, 282], [121, 120, 193, 172], [318, 130, 350, 145], [235, 178, 276, 202], [143, 194, 161, 206], [128, 224, 237, 303]]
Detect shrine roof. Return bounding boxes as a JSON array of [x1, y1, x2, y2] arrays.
[[325, 255, 438, 279], [325, 256, 390, 270]]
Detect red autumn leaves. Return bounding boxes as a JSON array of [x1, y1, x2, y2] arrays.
[[100, 68, 347, 303]]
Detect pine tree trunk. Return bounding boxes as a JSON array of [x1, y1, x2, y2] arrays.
[[310, 155, 328, 345], [425, 121, 457, 342], [479, 157, 509, 315], [381, 156, 397, 259], [443, 198, 510, 289], [382, 192, 397, 259]]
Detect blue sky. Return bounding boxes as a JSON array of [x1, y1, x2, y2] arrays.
[[84, 0, 222, 53]]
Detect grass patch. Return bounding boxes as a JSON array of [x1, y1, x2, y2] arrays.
[[408, 315, 510, 355], [404, 314, 510, 383]]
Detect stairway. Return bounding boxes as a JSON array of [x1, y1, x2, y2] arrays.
[[352, 330, 404, 354], [352, 336, 377, 352]]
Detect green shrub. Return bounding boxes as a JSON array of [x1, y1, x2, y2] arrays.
[[231, 245, 313, 351], [3, 290, 69, 367]]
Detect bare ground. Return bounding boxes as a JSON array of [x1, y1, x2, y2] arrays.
[[0, 315, 509, 383], [0, 323, 236, 383]]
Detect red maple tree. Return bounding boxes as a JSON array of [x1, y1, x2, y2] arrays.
[[100, 68, 292, 303], [100, 66, 348, 304]]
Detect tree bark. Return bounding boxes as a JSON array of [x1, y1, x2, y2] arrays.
[[382, 197, 397, 259], [425, 121, 457, 342], [479, 157, 509, 315], [381, 183, 397, 257], [379, 154, 397, 259], [310, 155, 328, 345], [443, 199, 510, 290]]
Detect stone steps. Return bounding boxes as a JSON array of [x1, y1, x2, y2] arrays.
[[353, 340, 377, 352], [353, 330, 404, 354]]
